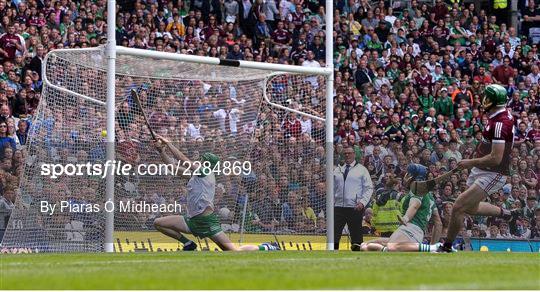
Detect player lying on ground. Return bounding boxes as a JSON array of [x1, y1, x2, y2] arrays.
[[414, 84, 520, 253], [152, 135, 278, 251], [360, 164, 444, 252]]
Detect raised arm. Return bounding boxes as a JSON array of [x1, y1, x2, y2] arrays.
[[153, 136, 189, 175], [158, 135, 192, 164], [153, 137, 175, 165]]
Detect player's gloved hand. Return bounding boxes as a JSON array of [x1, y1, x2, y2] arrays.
[[152, 137, 166, 152], [155, 134, 170, 144]]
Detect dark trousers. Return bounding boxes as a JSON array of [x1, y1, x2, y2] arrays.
[[334, 206, 364, 250]]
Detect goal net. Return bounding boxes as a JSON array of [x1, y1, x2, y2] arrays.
[[1, 47, 329, 252]]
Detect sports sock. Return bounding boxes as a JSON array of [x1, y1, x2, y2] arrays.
[[259, 243, 278, 251], [418, 243, 431, 252], [178, 234, 192, 245]]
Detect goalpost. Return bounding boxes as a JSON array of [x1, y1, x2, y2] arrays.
[[1, 0, 334, 252]]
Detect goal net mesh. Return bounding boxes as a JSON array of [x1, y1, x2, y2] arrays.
[[1, 48, 327, 252]]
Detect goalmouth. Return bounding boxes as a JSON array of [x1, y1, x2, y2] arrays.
[[1, 0, 334, 252]]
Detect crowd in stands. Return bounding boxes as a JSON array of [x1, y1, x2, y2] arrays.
[[0, 0, 539, 244]]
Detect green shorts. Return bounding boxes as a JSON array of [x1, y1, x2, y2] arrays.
[[185, 213, 223, 238]]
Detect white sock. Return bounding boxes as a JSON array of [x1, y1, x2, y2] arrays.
[[418, 243, 432, 252], [429, 244, 440, 252]]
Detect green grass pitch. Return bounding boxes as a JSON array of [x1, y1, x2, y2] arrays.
[[1, 251, 539, 289]]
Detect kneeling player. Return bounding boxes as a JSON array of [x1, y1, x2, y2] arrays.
[[152, 136, 278, 251], [360, 164, 444, 252]]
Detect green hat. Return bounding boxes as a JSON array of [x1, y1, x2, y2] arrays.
[[201, 152, 220, 168], [483, 84, 507, 110]]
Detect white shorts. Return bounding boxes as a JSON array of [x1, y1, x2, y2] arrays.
[[466, 167, 507, 195], [391, 224, 425, 243]]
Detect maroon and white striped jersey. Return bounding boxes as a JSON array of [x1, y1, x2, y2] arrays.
[[474, 108, 514, 175]]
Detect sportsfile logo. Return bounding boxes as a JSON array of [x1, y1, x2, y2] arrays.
[[40, 160, 252, 179]]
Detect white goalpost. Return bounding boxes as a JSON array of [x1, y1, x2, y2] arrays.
[[104, 0, 117, 253], [0, 0, 334, 252]]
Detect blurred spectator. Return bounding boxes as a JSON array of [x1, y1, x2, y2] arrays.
[[371, 175, 401, 237]]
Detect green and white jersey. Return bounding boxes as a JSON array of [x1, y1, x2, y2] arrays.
[[186, 173, 216, 218], [400, 191, 437, 232]]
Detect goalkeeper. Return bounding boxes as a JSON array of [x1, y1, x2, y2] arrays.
[[360, 164, 445, 252], [152, 135, 278, 251]]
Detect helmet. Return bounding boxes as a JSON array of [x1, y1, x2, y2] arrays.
[[406, 163, 428, 180], [482, 84, 508, 110], [201, 152, 220, 168]]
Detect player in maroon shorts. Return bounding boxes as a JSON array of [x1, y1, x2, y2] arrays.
[[438, 84, 520, 252]]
